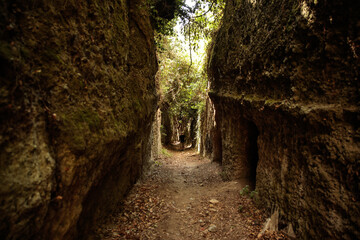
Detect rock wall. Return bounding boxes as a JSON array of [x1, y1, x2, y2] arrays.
[[151, 109, 162, 161], [208, 0, 359, 239], [160, 108, 174, 146], [200, 96, 222, 162], [0, 0, 158, 239]]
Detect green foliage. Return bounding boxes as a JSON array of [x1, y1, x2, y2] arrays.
[[149, 0, 185, 36], [156, 1, 225, 140], [250, 190, 258, 199], [238, 204, 244, 213], [154, 160, 163, 166], [151, 12, 178, 36], [150, 0, 224, 38], [160, 124, 167, 137], [239, 187, 261, 205], [161, 147, 172, 157], [157, 34, 207, 132], [239, 185, 250, 196], [180, 0, 225, 53], [250, 190, 261, 205]]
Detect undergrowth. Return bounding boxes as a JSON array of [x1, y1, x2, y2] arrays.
[[161, 148, 171, 157]]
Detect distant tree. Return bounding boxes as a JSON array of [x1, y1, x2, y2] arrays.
[[154, 0, 225, 145]]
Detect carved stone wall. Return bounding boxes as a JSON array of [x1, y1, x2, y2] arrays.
[[208, 0, 359, 238]]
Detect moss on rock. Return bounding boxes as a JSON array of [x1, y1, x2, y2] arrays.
[[0, 0, 158, 239]]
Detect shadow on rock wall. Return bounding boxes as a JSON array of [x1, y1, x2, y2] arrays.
[[207, 0, 359, 239], [0, 0, 158, 239]]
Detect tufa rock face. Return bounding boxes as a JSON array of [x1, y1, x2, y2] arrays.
[[208, 0, 359, 239], [200, 96, 222, 162], [0, 0, 158, 239]]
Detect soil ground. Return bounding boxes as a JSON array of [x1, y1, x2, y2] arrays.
[[93, 147, 289, 240]]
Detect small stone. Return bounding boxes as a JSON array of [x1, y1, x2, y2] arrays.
[[208, 224, 217, 232], [112, 232, 120, 237], [286, 223, 296, 238], [209, 199, 219, 204]]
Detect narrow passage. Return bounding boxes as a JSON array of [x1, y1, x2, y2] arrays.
[[94, 148, 288, 240]]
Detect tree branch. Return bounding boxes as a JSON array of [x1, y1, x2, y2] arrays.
[[188, 24, 192, 76], [194, 2, 214, 18]]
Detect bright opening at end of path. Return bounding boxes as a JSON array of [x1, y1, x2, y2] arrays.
[[173, 0, 210, 70]]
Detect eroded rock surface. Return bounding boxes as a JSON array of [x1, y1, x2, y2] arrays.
[[0, 0, 157, 239], [208, 0, 359, 239]]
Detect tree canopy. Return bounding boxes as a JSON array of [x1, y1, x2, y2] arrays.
[[154, 0, 225, 143]]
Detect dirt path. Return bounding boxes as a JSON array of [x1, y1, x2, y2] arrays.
[[94, 148, 288, 240]]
